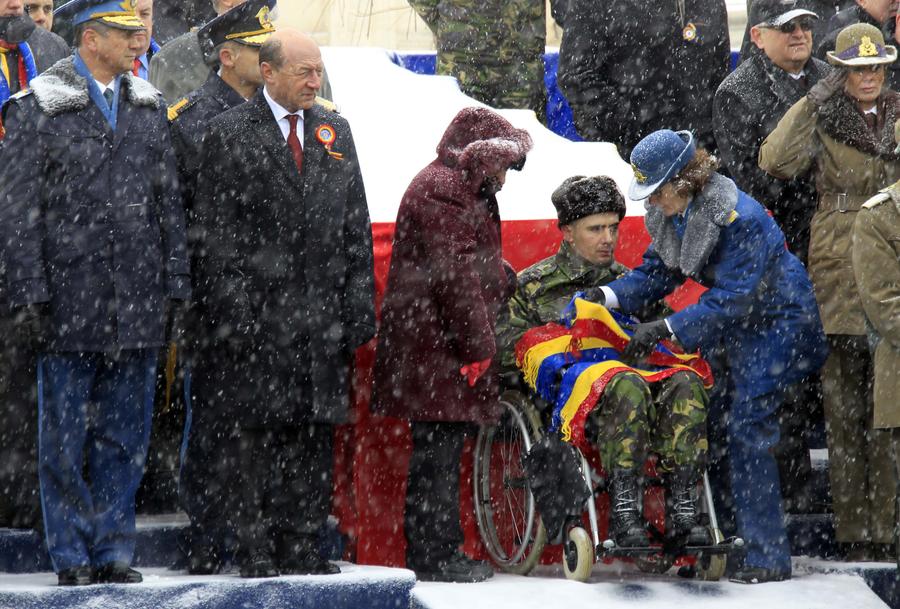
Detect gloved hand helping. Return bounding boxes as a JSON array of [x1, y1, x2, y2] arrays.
[[460, 358, 492, 387], [621, 319, 670, 365], [807, 67, 848, 107]]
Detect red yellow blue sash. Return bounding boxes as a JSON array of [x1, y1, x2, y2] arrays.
[[515, 299, 713, 450]]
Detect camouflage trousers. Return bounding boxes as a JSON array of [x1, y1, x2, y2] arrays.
[[437, 57, 547, 124], [584, 371, 709, 473]]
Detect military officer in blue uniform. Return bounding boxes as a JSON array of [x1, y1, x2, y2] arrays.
[[0, 0, 189, 586], [168, 0, 275, 575]]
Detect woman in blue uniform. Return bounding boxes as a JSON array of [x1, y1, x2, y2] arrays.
[[591, 129, 827, 584]]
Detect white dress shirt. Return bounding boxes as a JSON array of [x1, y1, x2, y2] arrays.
[[263, 86, 304, 148]]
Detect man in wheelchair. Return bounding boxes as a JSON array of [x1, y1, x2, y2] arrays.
[[496, 176, 710, 549]]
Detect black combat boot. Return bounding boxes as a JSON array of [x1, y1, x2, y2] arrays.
[[608, 468, 649, 548], [669, 466, 712, 546]]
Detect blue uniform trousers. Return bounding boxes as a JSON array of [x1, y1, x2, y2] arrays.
[[706, 353, 791, 574], [37, 349, 156, 572]]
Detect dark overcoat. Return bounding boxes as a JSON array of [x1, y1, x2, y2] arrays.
[[607, 174, 828, 400], [557, 0, 730, 156], [713, 52, 830, 260], [192, 91, 375, 427], [0, 56, 190, 352], [371, 107, 532, 423]]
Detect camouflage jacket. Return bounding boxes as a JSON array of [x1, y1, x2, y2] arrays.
[[409, 0, 545, 88], [497, 242, 631, 370]]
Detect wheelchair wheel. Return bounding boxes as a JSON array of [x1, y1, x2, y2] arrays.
[[696, 527, 727, 581], [562, 526, 594, 582], [473, 391, 547, 575]]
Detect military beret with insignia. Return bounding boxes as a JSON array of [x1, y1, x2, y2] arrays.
[[551, 175, 627, 226]]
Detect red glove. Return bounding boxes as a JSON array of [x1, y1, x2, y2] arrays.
[[460, 358, 492, 387]]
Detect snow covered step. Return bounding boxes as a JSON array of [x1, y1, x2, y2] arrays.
[[787, 513, 838, 559], [411, 563, 890, 609], [796, 558, 899, 609], [0, 514, 343, 574], [0, 565, 416, 609]]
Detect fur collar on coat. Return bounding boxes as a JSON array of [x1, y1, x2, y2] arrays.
[[818, 89, 900, 160], [29, 55, 160, 117], [644, 172, 738, 279], [435, 107, 533, 193]]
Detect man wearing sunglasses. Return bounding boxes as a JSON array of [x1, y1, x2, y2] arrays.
[[816, 0, 900, 88], [713, 0, 827, 523]]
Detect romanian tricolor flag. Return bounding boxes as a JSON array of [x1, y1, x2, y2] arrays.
[[515, 298, 713, 451]]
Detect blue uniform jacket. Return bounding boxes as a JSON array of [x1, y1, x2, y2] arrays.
[[608, 174, 827, 398], [0, 56, 190, 352]]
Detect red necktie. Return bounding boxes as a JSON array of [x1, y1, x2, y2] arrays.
[[132, 58, 140, 77], [286, 114, 303, 174]]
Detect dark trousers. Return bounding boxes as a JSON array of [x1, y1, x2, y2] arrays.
[[0, 316, 40, 529], [236, 423, 333, 560], [179, 357, 241, 558], [405, 421, 471, 569], [37, 349, 157, 572]]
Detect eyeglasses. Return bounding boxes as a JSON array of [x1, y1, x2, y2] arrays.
[[849, 64, 886, 74], [764, 17, 814, 34]]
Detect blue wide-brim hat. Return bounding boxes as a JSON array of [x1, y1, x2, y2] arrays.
[[628, 129, 696, 200]]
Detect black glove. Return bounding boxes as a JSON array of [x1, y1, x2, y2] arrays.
[[807, 67, 848, 107], [13, 303, 48, 351], [621, 320, 670, 365]]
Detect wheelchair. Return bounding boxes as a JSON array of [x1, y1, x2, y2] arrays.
[[472, 388, 742, 582]]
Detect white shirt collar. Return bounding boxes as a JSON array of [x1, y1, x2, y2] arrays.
[[263, 86, 304, 143], [95, 78, 113, 92], [264, 86, 299, 120], [786, 69, 806, 80], [865, 106, 878, 116]]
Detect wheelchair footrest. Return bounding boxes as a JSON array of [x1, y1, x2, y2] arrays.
[[598, 536, 743, 559]]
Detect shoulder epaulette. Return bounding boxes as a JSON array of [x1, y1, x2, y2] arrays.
[[10, 89, 32, 101], [727, 209, 739, 224], [862, 192, 890, 209], [315, 96, 339, 113], [167, 97, 190, 122]]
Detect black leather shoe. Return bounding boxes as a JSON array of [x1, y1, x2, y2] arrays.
[[278, 552, 341, 575], [93, 562, 143, 584], [729, 566, 790, 584], [58, 566, 93, 586], [240, 553, 278, 578], [187, 546, 222, 575], [413, 552, 493, 583]]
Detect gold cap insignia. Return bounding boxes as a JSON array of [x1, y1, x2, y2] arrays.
[[859, 36, 878, 57], [631, 163, 648, 184], [257, 6, 273, 29], [119, 0, 136, 11]]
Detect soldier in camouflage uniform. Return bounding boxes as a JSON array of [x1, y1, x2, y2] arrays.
[[496, 176, 710, 548], [408, 0, 548, 123]]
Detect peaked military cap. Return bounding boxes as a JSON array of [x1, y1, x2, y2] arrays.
[[749, 0, 817, 28], [54, 0, 145, 30], [827, 23, 897, 67], [198, 0, 277, 62], [551, 175, 627, 226]]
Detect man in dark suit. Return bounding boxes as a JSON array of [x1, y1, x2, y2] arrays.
[[0, 0, 189, 586], [191, 28, 375, 578], [168, 0, 273, 575]]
